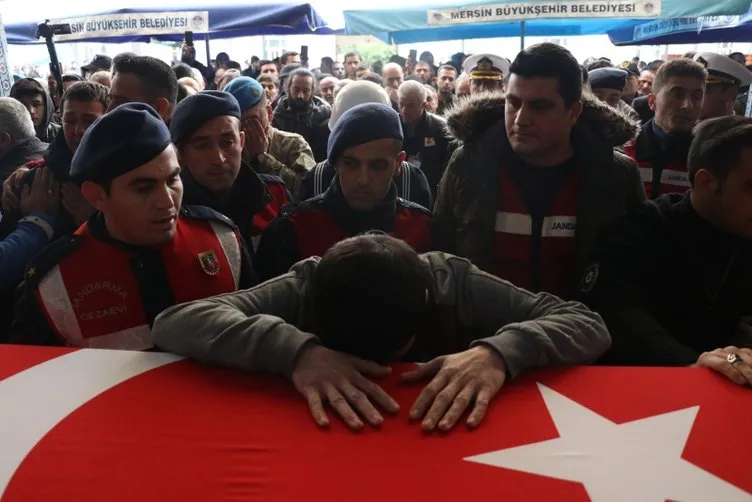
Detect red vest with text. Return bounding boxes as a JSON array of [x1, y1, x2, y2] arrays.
[[288, 205, 431, 259], [34, 217, 242, 350], [623, 140, 690, 198], [493, 168, 580, 299]]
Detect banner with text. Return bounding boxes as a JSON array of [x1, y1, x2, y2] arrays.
[[633, 15, 742, 40], [49, 11, 210, 41], [0, 13, 12, 96], [428, 0, 661, 25]]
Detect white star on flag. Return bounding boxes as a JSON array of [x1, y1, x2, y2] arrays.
[[465, 383, 751, 502]]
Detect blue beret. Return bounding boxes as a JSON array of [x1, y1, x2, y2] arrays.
[[70, 103, 171, 183], [327, 103, 404, 164], [588, 68, 628, 91], [170, 91, 241, 144], [224, 77, 265, 112]]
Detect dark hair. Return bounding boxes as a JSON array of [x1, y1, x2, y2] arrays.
[[176, 83, 190, 103], [10, 78, 44, 100], [317, 72, 334, 81], [355, 62, 371, 73], [652, 58, 707, 95], [251, 56, 260, 63], [227, 60, 242, 70], [62, 74, 84, 83], [344, 51, 361, 61], [580, 65, 589, 84], [510, 43, 583, 107], [111, 52, 137, 73], [286, 68, 315, 92], [683, 51, 697, 59], [312, 234, 430, 363], [216, 52, 230, 64], [646, 60, 664, 72], [688, 116, 752, 187], [438, 64, 458, 75], [281, 51, 299, 65], [362, 73, 384, 86], [171, 62, 194, 80], [61, 81, 110, 111], [113, 55, 179, 108], [258, 59, 276, 69]]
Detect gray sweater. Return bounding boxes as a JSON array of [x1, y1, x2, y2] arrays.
[[152, 253, 611, 378]]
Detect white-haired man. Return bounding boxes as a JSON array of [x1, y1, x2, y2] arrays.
[[0, 97, 47, 183], [398, 81, 454, 204]]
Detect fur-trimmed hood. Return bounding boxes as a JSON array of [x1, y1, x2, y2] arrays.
[[444, 91, 639, 148]]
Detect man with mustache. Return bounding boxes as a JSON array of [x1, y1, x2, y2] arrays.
[[170, 91, 290, 252], [623, 59, 707, 199], [272, 68, 332, 162], [9, 103, 253, 348], [253, 103, 431, 281]]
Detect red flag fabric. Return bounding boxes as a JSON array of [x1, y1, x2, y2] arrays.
[[0, 346, 750, 501]]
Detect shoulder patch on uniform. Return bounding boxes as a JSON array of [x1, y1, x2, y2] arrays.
[[22, 235, 84, 289], [397, 197, 431, 215], [580, 263, 600, 293], [181, 205, 237, 229]]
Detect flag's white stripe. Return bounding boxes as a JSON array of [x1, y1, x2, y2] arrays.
[[0, 349, 182, 496]]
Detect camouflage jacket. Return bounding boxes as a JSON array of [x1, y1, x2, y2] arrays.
[[250, 126, 316, 196]]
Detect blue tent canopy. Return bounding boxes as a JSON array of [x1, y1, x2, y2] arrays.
[[2, 1, 339, 45], [608, 8, 752, 45], [344, 0, 752, 44]]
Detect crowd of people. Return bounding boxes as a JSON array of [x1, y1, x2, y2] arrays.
[[0, 41, 750, 431]]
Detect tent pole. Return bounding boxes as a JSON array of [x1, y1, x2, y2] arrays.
[[520, 21, 526, 51], [205, 33, 212, 70]]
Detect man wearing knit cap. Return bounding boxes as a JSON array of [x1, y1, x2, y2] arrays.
[[253, 103, 432, 281], [224, 77, 316, 196], [170, 91, 290, 251], [10, 103, 253, 349], [588, 67, 640, 122], [297, 80, 432, 209]]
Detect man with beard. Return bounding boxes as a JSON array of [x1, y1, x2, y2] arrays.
[[272, 68, 332, 162], [332, 61, 346, 80], [171, 91, 290, 251], [693, 52, 752, 120], [9, 103, 252, 348], [253, 103, 432, 282], [318, 75, 338, 105], [1, 82, 109, 240], [10, 78, 61, 143], [436, 65, 457, 115], [398, 81, 454, 203], [623, 59, 707, 199], [434, 43, 644, 301], [224, 77, 316, 195]]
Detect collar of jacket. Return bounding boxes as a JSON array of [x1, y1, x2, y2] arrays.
[[277, 95, 329, 116], [87, 212, 165, 256], [43, 133, 76, 182], [181, 161, 272, 219], [635, 118, 693, 161], [1, 137, 48, 180], [321, 171, 400, 235]]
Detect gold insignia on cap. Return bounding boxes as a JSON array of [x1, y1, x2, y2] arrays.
[[477, 57, 494, 71]]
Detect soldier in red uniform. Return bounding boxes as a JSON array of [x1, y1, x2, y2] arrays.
[[9, 103, 254, 349], [253, 103, 431, 281], [169, 91, 290, 251], [622, 59, 707, 199]]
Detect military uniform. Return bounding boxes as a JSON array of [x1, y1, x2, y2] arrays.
[[9, 103, 254, 348], [463, 54, 509, 94]]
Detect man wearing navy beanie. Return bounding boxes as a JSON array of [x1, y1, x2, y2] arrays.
[[254, 102, 432, 281], [170, 90, 290, 251], [10, 103, 254, 349]]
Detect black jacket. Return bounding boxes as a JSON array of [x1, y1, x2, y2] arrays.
[[631, 95, 654, 125], [402, 111, 454, 203], [8, 206, 255, 347], [181, 163, 290, 252], [0, 137, 47, 183], [10, 78, 61, 143], [254, 178, 430, 282], [582, 193, 752, 366], [627, 119, 692, 199], [297, 160, 432, 209], [272, 96, 331, 163]]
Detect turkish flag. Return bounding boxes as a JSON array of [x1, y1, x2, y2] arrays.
[[1, 346, 750, 501]]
